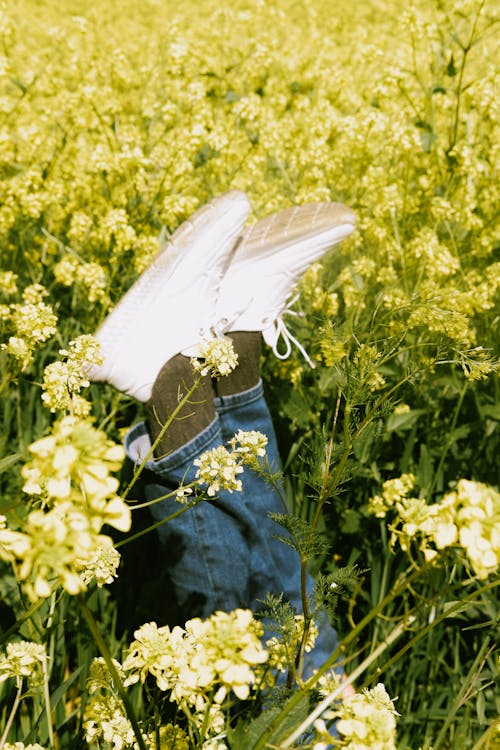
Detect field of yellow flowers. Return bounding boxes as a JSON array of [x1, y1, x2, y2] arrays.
[[0, 0, 499, 748]]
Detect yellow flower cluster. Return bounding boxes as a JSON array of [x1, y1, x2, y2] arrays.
[[1, 283, 57, 374], [77, 540, 121, 587], [53, 257, 108, 304], [0, 418, 130, 598], [336, 683, 399, 750], [0, 640, 47, 687], [229, 429, 268, 466], [193, 430, 268, 497], [194, 446, 244, 496], [84, 659, 144, 750], [114, 609, 267, 743], [84, 693, 137, 750], [41, 334, 103, 415], [314, 683, 398, 750], [369, 476, 500, 579], [191, 336, 239, 378]]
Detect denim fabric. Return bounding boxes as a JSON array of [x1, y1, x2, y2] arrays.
[[125, 380, 342, 678]]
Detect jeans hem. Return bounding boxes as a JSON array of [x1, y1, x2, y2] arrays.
[[214, 379, 264, 415], [125, 416, 222, 474]]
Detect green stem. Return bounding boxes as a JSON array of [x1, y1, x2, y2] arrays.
[[447, 0, 485, 156], [428, 379, 467, 496], [470, 721, 500, 750], [432, 638, 495, 750], [0, 598, 44, 646], [295, 394, 343, 676], [0, 678, 23, 749], [77, 594, 147, 750], [42, 656, 55, 749], [115, 496, 204, 548], [197, 694, 215, 746], [295, 378, 410, 674]]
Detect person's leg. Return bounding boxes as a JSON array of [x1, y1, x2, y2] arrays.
[[126, 411, 256, 625]]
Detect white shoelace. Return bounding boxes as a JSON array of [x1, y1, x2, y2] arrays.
[[269, 311, 315, 368], [213, 296, 315, 369]]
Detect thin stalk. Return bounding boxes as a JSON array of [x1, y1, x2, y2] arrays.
[[295, 394, 342, 676], [121, 375, 204, 499], [197, 694, 215, 746], [42, 657, 55, 749], [447, 0, 485, 156], [0, 678, 23, 749], [294, 377, 410, 673], [281, 614, 416, 748], [77, 595, 147, 750], [370, 577, 499, 679], [428, 379, 467, 496], [0, 598, 44, 646], [310, 391, 342, 531], [432, 638, 495, 750], [115, 496, 204, 548], [470, 722, 500, 750]]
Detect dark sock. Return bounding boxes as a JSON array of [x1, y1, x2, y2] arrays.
[[214, 331, 262, 397], [146, 354, 216, 459]]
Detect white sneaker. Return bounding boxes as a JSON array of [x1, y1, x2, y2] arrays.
[[86, 191, 250, 401], [216, 202, 356, 364]]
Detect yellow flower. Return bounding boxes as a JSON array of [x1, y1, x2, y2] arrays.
[[229, 429, 268, 466], [191, 336, 239, 378], [5, 418, 129, 598], [266, 614, 319, 673], [334, 683, 399, 750], [0, 640, 47, 687], [2, 336, 33, 370], [77, 540, 121, 587], [42, 335, 103, 413], [455, 480, 500, 579], [124, 609, 267, 715], [10, 301, 57, 346], [0, 270, 18, 296], [194, 445, 244, 496]]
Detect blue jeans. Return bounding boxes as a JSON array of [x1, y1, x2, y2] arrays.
[[125, 380, 341, 679]]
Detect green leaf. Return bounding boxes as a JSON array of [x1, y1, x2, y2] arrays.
[[269, 513, 331, 558], [481, 404, 500, 421], [386, 409, 424, 432], [0, 453, 22, 474], [228, 692, 310, 750], [446, 54, 458, 76]]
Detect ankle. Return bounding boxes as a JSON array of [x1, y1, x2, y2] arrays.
[[214, 332, 262, 397], [146, 354, 216, 459]]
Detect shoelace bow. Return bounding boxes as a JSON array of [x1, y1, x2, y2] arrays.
[[211, 294, 315, 369], [271, 309, 315, 368]]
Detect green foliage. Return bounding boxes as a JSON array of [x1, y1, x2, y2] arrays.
[[0, 0, 499, 747]]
